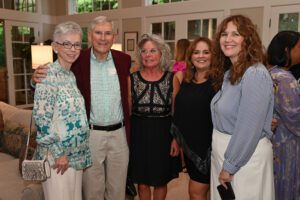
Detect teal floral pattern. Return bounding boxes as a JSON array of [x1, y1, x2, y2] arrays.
[[33, 61, 92, 170]]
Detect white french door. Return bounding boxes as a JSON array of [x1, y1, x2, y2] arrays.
[[269, 4, 300, 44], [145, 11, 223, 58], [5, 20, 39, 108]]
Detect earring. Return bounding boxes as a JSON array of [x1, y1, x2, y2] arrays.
[[54, 50, 58, 54]]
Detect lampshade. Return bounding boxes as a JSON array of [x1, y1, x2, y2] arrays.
[[111, 43, 122, 51], [31, 44, 53, 69]]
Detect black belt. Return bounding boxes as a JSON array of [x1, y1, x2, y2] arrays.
[[89, 121, 124, 132]]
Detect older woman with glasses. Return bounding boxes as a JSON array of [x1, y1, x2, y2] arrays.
[[128, 34, 181, 200], [33, 21, 92, 200]]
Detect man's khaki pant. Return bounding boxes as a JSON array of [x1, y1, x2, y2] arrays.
[[83, 127, 129, 200]]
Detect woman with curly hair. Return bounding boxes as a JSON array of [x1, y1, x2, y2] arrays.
[[209, 15, 275, 199]]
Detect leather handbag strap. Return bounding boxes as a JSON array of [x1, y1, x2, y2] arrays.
[[24, 113, 33, 160], [24, 113, 48, 160]]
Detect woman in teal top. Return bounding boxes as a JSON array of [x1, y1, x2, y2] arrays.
[[33, 21, 92, 200]]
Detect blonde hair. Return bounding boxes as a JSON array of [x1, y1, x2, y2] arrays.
[[136, 34, 171, 71]]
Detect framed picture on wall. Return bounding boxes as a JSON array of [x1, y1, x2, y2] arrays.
[[124, 32, 138, 63]]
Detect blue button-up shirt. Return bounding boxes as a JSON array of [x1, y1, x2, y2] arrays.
[[210, 63, 274, 174], [89, 49, 123, 126]]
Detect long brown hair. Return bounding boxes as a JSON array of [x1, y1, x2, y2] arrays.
[[209, 14, 266, 91], [185, 37, 213, 83], [175, 39, 190, 62]]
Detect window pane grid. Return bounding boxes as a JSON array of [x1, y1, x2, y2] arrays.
[[74, 0, 118, 14], [187, 18, 217, 40], [0, 0, 36, 13]]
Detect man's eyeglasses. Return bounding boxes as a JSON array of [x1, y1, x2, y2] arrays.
[[56, 42, 82, 50], [141, 48, 159, 55]]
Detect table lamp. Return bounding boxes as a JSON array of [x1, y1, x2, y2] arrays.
[[31, 43, 53, 69]]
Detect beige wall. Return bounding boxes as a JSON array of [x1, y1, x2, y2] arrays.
[[122, 0, 142, 8], [122, 18, 142, 47], [41, 0, 67, 16], [122, 18, 141, 35], [231, 7, 264, 38], [42, 23, 55, 42]]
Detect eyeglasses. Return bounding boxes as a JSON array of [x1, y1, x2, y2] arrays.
[[56, 41, 82, 50], [141, 48, 159, 55]]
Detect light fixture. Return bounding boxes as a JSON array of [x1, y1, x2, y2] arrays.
[[31, 43, 53, 69], [111, 43, 122, 51]]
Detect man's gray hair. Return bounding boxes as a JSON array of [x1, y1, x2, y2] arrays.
[[136, 34, 171, 71], [53, 21, 82, 42], [89, 16, 116, 33]]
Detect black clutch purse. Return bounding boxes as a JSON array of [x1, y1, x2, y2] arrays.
[[217, 182, 235, 200], [126, 176, 137, 197]]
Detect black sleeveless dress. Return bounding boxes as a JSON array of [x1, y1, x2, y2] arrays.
[[129, 71, 181, 186], [173, 80, 215, 183]]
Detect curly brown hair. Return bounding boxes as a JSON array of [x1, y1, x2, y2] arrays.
[[209, 14, 266, 91], [184, 37, 213, 83]]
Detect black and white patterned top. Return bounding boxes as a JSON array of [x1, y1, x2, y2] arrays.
[[130, 71, 173, 118]]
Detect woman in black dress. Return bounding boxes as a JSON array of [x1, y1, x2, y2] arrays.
[[128, 34, 181, 200], [173, 37, 215, 200]]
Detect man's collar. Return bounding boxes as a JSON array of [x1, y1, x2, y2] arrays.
[[90, 47, 112, 61]]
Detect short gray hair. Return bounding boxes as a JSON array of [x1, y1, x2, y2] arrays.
[[53, 21, 82, 42], [137, 34, 171, 71], [89, 16, 116, 33]]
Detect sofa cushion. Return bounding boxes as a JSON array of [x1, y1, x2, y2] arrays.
[[22, 183, 44, 200], [0, 152, 15, 163], [0, 158, 24, 200], [0, 120, 27, 157], [0, 109, 3, 132], [1, 120, 36, 158], [0, 109, 3, 152]]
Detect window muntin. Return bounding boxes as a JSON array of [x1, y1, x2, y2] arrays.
[[71, 0, 118, 14], [0, 0, 36, 12], [188, 18, 217, 40], [151, 21, 175, 59]]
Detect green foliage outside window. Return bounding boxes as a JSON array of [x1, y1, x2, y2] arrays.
[[15, 0, 36, 12], [0, 24, 5, 68], [278, 13, 299, 32], [82, 27, 89, 48], [76, 0, 118, 13], [0, 0, 36, 12]]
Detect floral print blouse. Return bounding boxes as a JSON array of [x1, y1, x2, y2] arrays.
[[270, 66, 300, 137], [33, 61, 92, 170]]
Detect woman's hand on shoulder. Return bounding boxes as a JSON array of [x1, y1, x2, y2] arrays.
[[53, 155, 69, 175], [32, 65, 49, 84]]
